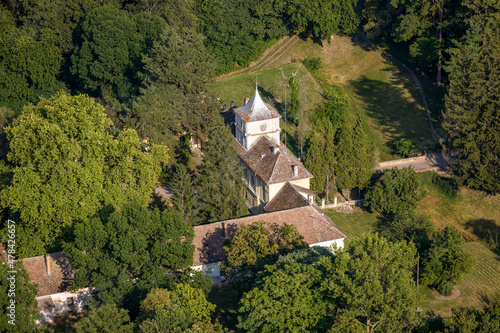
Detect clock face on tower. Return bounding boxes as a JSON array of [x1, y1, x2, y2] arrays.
[[260, 123, 267, 131]]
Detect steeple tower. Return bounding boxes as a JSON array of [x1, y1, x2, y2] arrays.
[[233, 85, 281, 150]]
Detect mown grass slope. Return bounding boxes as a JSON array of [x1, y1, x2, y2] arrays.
[[209, 35, 437, 161]]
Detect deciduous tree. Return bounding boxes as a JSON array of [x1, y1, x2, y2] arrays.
[[365, 167, 423, 216], [222, 221, 307, 286], [0, 261, 39, 332], [63, 203, 196, 312], [324, 233, 420, 333], [1, 92, 167, 257], [74, 303, 134, 333], [423, 227, 471, 296]]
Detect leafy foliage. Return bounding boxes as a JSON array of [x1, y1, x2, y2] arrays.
[[63, 203, 196, 312], [75, 303, 134, 333], [1, 92, 167, 257], [238, 262, 324, 332], [0, 261, 39, 332], [305, 119, 336, 199], [171, 164, 199, 225], [334, 117, 375, 199], [323, 233, 420, 333], [443, 29, 500, 193], [378, 211, 434, 255], [365, 167, 423, 216], [394, 137, 413, 158], [222, 221, 307, 286], [423, 227, 472, 296], [0, 8, 62, 107]]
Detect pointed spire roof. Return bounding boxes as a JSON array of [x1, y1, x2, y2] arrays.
[[234, 85, 281, 122]]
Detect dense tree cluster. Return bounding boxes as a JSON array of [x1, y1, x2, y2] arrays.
[[239, 234, 420, 333], [306, 87, 375, 200]]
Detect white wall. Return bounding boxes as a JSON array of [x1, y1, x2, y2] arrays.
[[36, 288, 93, 325], [191, 262, 225, 284], [311, 238, 345, 252], [191, 239, 344, 285]]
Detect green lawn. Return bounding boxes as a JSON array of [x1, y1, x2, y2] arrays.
[[209, 62, 324, 115], [324, 172, 500, 319], [210, 34, 437, 162], [420, 241, 500, 317], [325, 208, 379, 246]]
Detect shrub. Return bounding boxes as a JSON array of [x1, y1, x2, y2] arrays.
[[432, 173, 459, 198], [302, 56, 322, 72], [394, 138, 413, 158]]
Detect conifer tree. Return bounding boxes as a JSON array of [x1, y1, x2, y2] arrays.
[[334, 117, 374, 200], [197, 118, 247, 222], [171, 164, 199, 225], [443, 30, 500, 193], [305, 119, 336, 200]]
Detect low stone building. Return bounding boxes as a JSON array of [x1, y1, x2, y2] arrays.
[[191, 204, 346, 284], [22, 252, 92, 324]]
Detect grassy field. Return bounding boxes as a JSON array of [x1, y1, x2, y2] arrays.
[[420, 241, 500, 317], [419, 172, 500, 241], [324, 172, 500, 318], [209, 35, 438, 161], [209, 62, 324, 114]]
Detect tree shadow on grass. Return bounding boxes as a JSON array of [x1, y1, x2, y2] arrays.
[[465, 219, 500, 256], [349, 69, 431, 151]]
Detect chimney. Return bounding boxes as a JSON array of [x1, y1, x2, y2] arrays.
[[244, 97, 250, 105], [271, 146, 279, 154], [45, 254, 51, 276], [292, 165, 298, 177]]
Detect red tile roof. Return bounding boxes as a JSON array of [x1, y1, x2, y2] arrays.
[[236, 136, 313, 185], [22, 252, 74, 297], [192, 205, 346, 266], [264, 182, 309, 212]]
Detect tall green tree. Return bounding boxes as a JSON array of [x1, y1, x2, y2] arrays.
[[0, 8, 62, 109], [287, 0, 359, 39], [197, 118, 247, 222], [334, 117, 375, 200], [238, 247, 334, 333], [71, 5, 145, 99], [238, 262, 324, 333], [222, 221, 307, 287], [365, 167, 423, 216], [171, 164, 199, 225], [423, 227, 471, 296], [443, 29, 500, 193], [63, 203, 199, 312], [139, 26, 218, 136], [305, 118, 336, 200], [74, 303, 134, 333], [1, 92, 167, 257], [323, 233, 420, 333], [0, 261, 39, 332]]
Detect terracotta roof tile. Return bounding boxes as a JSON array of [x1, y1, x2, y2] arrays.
[[192, 205, 346, 266], [238, 136, 313, 184], [264, 182, 309, 213], [22, 252, 74, 297]]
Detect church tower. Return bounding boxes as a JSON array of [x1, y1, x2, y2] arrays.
[[233, 84, 281, 150]]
